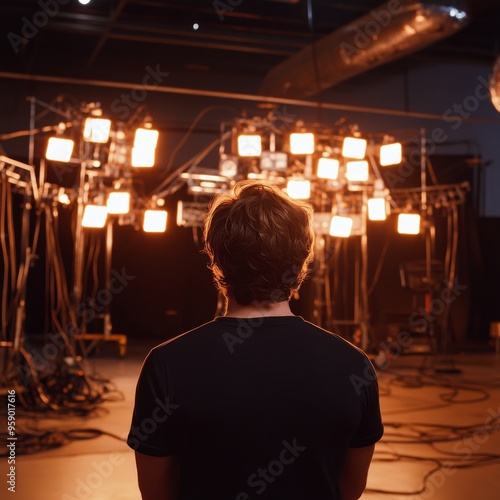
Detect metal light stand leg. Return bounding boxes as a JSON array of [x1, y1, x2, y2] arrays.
[[360, 188, 370, 351], [74, 219, 127, 357]]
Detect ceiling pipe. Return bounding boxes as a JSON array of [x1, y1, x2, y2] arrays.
[[260, 0, 469, 99], [2, 70, 500, 125]]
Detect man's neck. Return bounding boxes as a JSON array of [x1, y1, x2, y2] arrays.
[[225, 298, 293, 318]]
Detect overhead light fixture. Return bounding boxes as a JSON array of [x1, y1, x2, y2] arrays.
[[132, 127, 159, 167], [398, 213, 421, 235], [287, 179, 311, 199], [346, 161, 369, 181], [368, 198, 387, 221], [107, 192, 131, 214], [83, 118, 111, 143], [329, 215, 353, 237], [237, 134, 262, 157], [260, 151, 288, 171], [143, 210, 168, 233], [45, 137, 74, 162], [57, 187, 71, 205], [380, 143, 402, 166], [218, 154, 239, 178], [342, 137, 367, 159], [290, 133, 315, 155], [317, 158, 339, 180], [82, 205, 108, 228]]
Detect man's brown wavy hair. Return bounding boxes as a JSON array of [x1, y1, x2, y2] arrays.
[[203, 181, 315, 305]]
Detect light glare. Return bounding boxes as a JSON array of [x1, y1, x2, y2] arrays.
[[46, 137, 74, 162], [290, 133, 315, 155], [83, 118, 111, 143], [368, 198, 387, 221], [287, 179, 311, 199], [134, 128, 159, 149], [346, 161, 369, 181], [132, 147, 155, 167], [342, 137, 367, 159], [380, 143, 402, 166], [329, 216, 353, 237], [143, 210, 167, 233], [237, 134, 262, 157], [107, 192, 130, 214], [398, 213, 421, 235], [317, 158, 339, 180], [82, 205, 107, 228]]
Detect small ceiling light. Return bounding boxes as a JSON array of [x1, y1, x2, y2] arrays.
[[346, 161, 369, 182], [57, 187, 71, 205], [79, 0, 92, 5], [398, 213, 421, 235], [368, 198, 387, 221], [290, 133, 315, 155], [342, 137, 367, 159], [83, 118, 111, 143], [329, 216, 353, 238], [287, 179, 311, 199], [317, 158, 339, 180], [107, 192, 130, 215], [237, 134, 262, 157], [380, 143, 402, 166], [193, 23, 200, 30], [132, 128, 159, 167], [82, 205, 108, 228], [45, 137, 74, 162], [143, 210, 168, 233]]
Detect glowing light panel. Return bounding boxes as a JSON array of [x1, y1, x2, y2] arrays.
[[82, 205, 107, 228], [290, 133, 315, 155], [237, 135, 262, 157], [83, 118, 111, 143], [287, 179, 311, 199], [398, 213, 421, 234], [380, 143, 402, 166], [143, 210, 167, 233], [46, 137, 74, 162], [329, 216, 353, 237], [342, 137, 367, 159], [317, 158, 339, 180]]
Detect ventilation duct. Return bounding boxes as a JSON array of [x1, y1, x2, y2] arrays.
[[260, 1, 469, 99], [490, 55, 500, 113]]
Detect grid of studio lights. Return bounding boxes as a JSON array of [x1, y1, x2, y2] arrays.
[[45, 115, 167, 233], [224, 131, 420, 237]]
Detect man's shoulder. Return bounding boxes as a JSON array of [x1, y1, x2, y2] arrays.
[[150, 320, 218, 355]]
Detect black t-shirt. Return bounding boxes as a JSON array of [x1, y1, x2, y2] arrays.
[[127, 316, 383, 499]]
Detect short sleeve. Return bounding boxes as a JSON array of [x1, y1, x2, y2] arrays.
[[349, 357, 384, 448], [127, 349, 179, 456]]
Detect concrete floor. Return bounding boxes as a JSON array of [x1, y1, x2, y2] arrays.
[[3, 339, 500, 500]]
